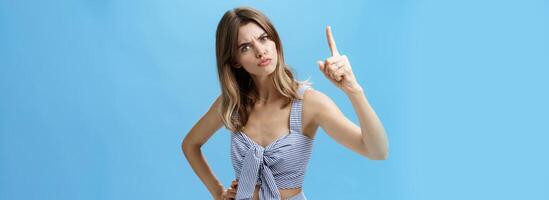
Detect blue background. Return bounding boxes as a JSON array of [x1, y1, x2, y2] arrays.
[[1, 0, 548, 199]]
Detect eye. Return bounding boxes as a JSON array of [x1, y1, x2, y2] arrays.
[[260, 35, 269, 41], [240, 45, 250, 53]]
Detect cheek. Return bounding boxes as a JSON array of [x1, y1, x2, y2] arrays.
[[269, 43, 278, 61], [269, 42, 277, 53], [237, 52, 250, 61], [238, 53, 256, 67]]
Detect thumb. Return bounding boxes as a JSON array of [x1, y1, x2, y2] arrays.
[[317, 60, 325, 72]]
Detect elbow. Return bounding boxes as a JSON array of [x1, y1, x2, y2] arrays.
[[368, 152, 388, 160], [366, 149, 389, 160], [364, 135, 389, 160], [181, 137, 200, 155], [181, 139, 189, 154]]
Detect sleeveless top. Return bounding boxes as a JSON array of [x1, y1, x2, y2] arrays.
[[230, 84, 314, 200]]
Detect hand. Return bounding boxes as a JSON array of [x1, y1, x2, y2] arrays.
[[317, 26, 363, 95], [220, 179, 238, 200]]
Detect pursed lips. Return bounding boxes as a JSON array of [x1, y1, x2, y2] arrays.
[[257, 58, 272, 66]]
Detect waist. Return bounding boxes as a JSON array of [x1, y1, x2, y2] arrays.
[[252, 185, 303, 200]]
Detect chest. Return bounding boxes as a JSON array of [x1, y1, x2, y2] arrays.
[[242, 100, 317, 148], [242, 103, 291, 147]]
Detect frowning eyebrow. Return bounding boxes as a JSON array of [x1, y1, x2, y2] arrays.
[[238, 32, 268, 49]]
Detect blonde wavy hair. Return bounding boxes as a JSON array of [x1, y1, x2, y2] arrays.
[[215, 7, 311, 132]]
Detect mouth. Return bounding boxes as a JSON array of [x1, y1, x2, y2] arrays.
[[257, 58, 272, 67]]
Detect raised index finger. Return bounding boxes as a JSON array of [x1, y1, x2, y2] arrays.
[[326, 26, 340, 56]]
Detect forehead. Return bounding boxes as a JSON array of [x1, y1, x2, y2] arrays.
[[237, 23, 266, 43]]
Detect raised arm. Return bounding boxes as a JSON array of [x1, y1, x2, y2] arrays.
[[181, 95, 226, 199], [314, 25, 389, 160], [307, 88, 388, 160]]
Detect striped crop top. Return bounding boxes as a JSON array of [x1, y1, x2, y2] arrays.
[[230, 84, 314, 200]]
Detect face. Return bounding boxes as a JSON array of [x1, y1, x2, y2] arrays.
[[234, 22, 278, 77]]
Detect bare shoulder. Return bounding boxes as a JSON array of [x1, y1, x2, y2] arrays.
[[303, 88, 342, 125], [182, 94, 224, 147], [303, 88, 335, 111], [211, 94, 223, 113], [302, 88, 338, 126], [206, 94, 224, 125]]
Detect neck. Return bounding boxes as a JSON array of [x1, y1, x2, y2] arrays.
[[250, 75, 282, 105]]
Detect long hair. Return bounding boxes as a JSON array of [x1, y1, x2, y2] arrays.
[[215, 7, 311, 132]]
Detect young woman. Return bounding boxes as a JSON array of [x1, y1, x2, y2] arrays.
[[182, 7, 389, 200]]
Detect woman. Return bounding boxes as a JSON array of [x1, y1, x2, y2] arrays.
[[182, 6, 389, 200]]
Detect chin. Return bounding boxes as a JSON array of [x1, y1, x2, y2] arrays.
[[250, 66, 276, 77], [259, 69, 276, 76]]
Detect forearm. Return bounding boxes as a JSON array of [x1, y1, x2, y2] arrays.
[[182, 145, 224, 198], [346, 88, 389, 159]]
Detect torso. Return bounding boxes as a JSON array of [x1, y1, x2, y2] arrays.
[[240, 89, 317, 200], [251, 185, 300, 200]]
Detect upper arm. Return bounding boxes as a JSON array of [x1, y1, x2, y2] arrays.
[[305, 89, 369, 157], [182, 95, 224, 149]]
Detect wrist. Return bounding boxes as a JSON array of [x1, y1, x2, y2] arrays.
[[209, 183, 224, 197], [346, 85, 364, 96]]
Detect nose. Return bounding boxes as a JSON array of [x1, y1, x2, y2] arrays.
[[254, 43, 267, 58]]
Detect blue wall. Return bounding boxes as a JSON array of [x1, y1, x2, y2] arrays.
[[1, 0, 547, 199]]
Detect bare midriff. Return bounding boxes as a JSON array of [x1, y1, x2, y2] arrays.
[[251, 185, 302, 200]]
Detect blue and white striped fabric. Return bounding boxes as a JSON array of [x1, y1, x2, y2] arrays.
[[231, 84, 314, 200]]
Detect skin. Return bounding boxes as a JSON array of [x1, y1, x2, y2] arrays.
[[182, 24, 389, 200]]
